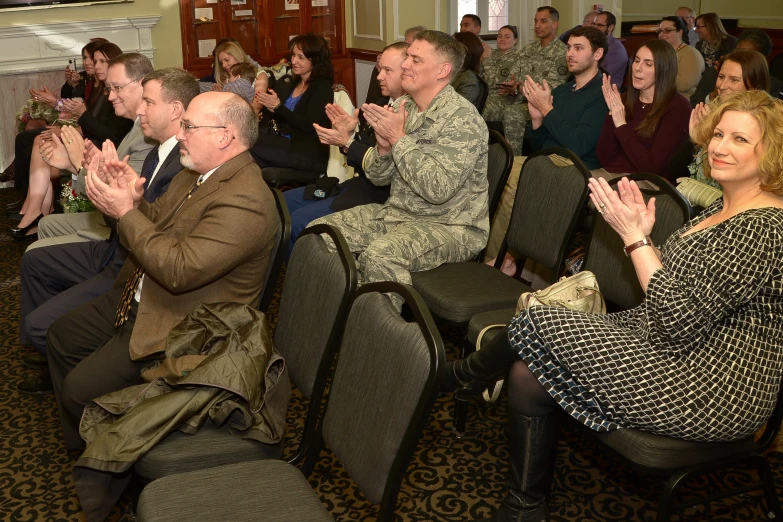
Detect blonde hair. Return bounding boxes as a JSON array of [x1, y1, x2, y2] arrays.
[[213, 41, 251, 86], [691, 90, 783, 195]]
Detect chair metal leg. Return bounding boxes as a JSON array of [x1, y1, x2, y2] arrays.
[[750, 454, 782, 519], [657, 468, 690, 522], [452, 339, 477, 438]]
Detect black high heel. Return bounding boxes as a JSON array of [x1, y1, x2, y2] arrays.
[[10, 213, 42, 242]]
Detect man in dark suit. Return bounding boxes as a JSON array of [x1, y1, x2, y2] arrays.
[[47, 91, 277, 450], [17, 68, 200, 393], [282, 41, 408, 254]]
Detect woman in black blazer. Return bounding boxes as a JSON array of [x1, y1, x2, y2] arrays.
[[252, 34, 333, 175]]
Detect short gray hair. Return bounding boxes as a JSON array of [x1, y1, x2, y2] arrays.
[[404, 25, 427, 40], [215, 95, 258, 149], [142, 68, 200, 109], [413, 30, 466, 81], [677, 6, 696, 17], [108, 53, 153, 81]]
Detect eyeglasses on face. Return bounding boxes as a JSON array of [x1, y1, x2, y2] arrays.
[[594, 22, 609, 28], [179, 120, 228, 133], [656, 28, 677, 35], [695, 24, 706, 29], [104, 79, 139, 96]]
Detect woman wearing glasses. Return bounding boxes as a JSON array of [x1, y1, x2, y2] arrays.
[[595, 40, 691, 182], [694, 13, 738, 68], [658, 16, 705, 97], [9, 42, 130, 241]]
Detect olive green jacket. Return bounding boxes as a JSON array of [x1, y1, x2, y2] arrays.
[[73, 303, 290, 522]]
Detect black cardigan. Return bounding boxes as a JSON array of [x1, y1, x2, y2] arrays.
[[269, 75, 332, 159]]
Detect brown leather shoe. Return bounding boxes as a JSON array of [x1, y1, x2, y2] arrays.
[[17, 370, 53, 395], [22, 351, 47, 370]]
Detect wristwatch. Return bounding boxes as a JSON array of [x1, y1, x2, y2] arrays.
[[340, 137, 354, 155], [623, 236, 652, 256]]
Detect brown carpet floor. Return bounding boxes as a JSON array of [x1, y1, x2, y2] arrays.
[[0, 186, 780, 521]]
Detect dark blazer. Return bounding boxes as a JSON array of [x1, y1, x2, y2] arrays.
[[696, 35, 738, 64], [77, 90, 133, 147], [61, 71, 88, 99], [330, 96, 392, 212], [272, 75, 332, 156], [115, 151, 276, 360], [103, 144, 184, 272]]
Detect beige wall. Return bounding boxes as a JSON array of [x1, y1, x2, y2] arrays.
[[623, 0, 783, 29], [0, 0, 183, 68], [346, 0, 449, 51]]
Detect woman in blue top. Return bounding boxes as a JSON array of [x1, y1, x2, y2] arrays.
[[251, 34, 334, 177]]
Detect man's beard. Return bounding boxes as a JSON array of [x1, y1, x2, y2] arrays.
[[180, 151, 194, 170]]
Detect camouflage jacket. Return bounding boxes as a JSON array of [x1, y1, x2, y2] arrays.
[[362, 85, 489, 234], [515, 38, 569, 100], [481, 48, 521, 88]]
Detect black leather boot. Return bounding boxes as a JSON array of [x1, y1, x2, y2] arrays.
[[479, 412, 558, 522], [440, 332, 519, 398]]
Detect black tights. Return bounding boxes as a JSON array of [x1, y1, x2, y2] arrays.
[[507, 357, 557, 418]]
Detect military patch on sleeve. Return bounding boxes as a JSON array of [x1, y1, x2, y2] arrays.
[[500, 67, 510, 78], [558, 64, 568, 76]]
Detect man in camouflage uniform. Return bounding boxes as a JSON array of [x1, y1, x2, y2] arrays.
[[482, 5, 568, 155], [310, 31, 489, 305]]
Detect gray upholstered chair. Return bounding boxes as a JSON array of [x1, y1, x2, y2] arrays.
[[484, 129, 514, 243], [476, 75, 490, 114], [411, 147, 591, 326], [132, 224, 358, 484], [257, 187, 292, 313], [466, 172, 695, 352], [135, 282, 445, 522]]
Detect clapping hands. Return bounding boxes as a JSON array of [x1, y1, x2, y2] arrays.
[[523, 76, 554, 126], [361, 103, 407, 156], [601, 74, 626, 128], [689, 102, 710, 139], [313, 103, 360, 147]]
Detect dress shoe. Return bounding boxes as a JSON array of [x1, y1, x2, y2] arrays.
[[10, 214, 42, 242], [22, 351, 48, 370], [17, 370, 53, 395]]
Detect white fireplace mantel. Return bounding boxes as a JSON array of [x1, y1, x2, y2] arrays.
[[0, 16, 161, 75]]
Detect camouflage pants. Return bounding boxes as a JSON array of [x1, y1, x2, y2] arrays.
[[311, 204, 486, 296], [482, 94, 530, 156]]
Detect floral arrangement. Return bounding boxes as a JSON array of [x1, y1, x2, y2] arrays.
[[15, 97, 82, 133], [60, 179, 95, 214], [16, 100, 58, 133]]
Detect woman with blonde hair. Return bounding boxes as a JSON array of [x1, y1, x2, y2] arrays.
[[695, 13, 738, 67], [212, 40, 254, 86], [442, 89, 783, 522]]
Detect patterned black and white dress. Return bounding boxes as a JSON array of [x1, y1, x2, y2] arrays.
[[509, 201, 783, 442]]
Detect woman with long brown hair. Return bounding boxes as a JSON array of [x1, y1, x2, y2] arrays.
[[250, 33, 333, 176], [695, 13, 738, 67], [10, 42, 129, 241], [596, 39, 691, 182]]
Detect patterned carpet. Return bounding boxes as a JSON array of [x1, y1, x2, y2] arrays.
[[0, 186, 780, 522]]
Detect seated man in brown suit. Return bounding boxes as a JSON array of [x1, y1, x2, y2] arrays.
[[46, 91, 277, 450]]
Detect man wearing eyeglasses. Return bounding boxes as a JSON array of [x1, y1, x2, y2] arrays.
[[675, 7, 700, 47], [34, 53, 156, 249], [559, 9, 599, 44], [45, 91, 277, 451], [593, 11, 628, 88]]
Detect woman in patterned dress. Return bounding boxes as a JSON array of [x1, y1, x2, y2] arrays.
[[442, 89, 783, 522]]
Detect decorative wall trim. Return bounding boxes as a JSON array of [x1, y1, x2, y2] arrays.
[[624, 12, 783, 22], [353, 0, 384, 41], [435, 1, 441, 31], [0, 16, 160, 75], [393, 0, 404, 41]]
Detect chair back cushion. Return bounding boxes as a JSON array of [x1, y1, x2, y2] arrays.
[[321, 291, 433, 505], [584, 175, 692, 309], [326, 88, 356, 181], [274, 232, 350, 397], [506, 153, 588, 270], [486, 135, 512, 220]]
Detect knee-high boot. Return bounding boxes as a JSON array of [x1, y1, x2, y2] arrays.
[[480, 411, 558, 522], [440, 331, 519, 396]]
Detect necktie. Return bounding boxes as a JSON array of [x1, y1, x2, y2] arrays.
[[141, 149, 160, 191], [114, 175, 204, 328]]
